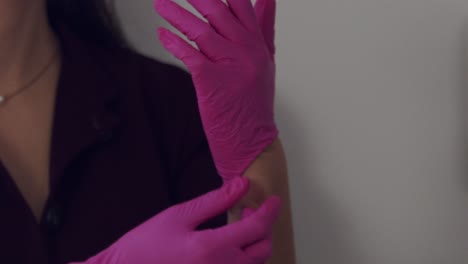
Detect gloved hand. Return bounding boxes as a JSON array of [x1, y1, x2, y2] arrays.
[[72, 177, 281, 264], [155, 0, 278, 181]]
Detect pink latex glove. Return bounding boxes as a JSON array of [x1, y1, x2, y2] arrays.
[[154, 0, 278, 180], [71, 178, 281, 264]]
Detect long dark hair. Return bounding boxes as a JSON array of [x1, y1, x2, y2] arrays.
[[47, 0, 129, 49]]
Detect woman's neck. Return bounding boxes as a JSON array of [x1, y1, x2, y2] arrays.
[[0, 0, 58, 95]]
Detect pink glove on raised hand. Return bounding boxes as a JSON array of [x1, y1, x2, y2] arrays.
[[154, 0, 278, 180], [72, 178, 281, 264]]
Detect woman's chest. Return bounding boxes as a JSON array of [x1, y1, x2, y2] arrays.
[[0, 86, 57, 223], [0, 108, 174, 264]]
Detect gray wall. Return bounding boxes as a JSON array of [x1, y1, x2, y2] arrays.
[[114, 0, 468, 263]]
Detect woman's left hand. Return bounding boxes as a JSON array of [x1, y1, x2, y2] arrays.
[[154, 0, 278, 181]]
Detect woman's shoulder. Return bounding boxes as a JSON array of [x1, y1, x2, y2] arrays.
[[57, 24, 201, 136], [72, 34, 199, 114], [58, 25, 194, 100], [117, 48, 198, 116], [106, 47, 195, 103], [93, 43, 193, 92]]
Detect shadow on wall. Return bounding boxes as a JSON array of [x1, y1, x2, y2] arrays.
[[275, 100, 366, 264], [460, 17, 468, 190]]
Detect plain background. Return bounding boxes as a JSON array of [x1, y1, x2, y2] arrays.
[[114, 0, 468, 263]]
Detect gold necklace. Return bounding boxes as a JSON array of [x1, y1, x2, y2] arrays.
[[0, 49, 59, 106]]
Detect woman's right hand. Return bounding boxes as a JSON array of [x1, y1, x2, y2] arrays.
[[72, 177, 281, 264]]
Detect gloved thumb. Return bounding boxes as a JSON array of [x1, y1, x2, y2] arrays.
[[175, 177, 250, 229]]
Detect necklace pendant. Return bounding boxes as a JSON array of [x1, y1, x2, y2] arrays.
[[0, 96, 6, 105]]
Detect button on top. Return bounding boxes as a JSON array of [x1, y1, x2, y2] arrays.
[[92, 114, 119, 142], [45, 204, 62, 234], [98, 128, 114, 142]]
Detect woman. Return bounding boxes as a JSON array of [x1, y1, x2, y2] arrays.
[[0, 0, 295, 263]]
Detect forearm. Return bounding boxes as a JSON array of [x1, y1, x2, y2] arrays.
[[228, 138, 296, 264]]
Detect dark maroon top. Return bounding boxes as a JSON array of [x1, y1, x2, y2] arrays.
[[0, 25, 225, 264]]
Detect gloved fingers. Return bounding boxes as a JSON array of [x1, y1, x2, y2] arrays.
[[154, 0, 229, 60], [242, 207, 256, 218], [187, 0, 246, 41], [157, 27, 208, 68], [242, 206, 273, 263], [227, 0, 260, 33], [215, 196, 281, 246], [173, 177, 249, 228], [243, 236, 273, 263], [237, 254, 258, 264], [254, 0, 276, 56]]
